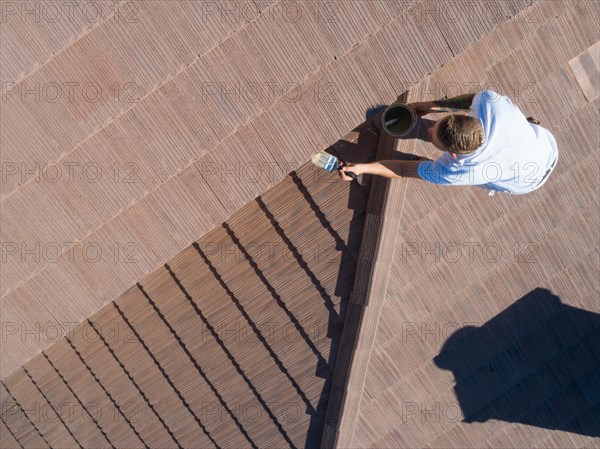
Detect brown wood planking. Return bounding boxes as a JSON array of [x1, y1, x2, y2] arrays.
[[570, 41, 600, 102], [0, 0, 114, 85], [484, 2, 599, 83], [0, 131, 155, 295], [129, 164, 229, 249], [8, 355, 107, 448], [321, 86, 424, 448], [0, 285, 68, 377], [193, 125, 286, 214], [239, 2, 335, 84], [0, 163, 230, 377], [429, 0, 577, 98], [248, 82, 341, 168], [306, 1, 397, 57], [3, 1, 596, 446], [0, 381, 52, 449], [112, 79, 219, 181], [1, 0, 398, 210], [87, 304, 217, 448], [0, 67, 225, 292], [430, 0, 529, 56], [313, 43, 397, 137], [0, 417, 49, 449], [1, 1, 253, 203], [221, 204, 354, 318], [366, 6, 455, 90], [2, 109, 378, 447], [1, 38, 126, 192], [115, 281, 258, 448], [2, 366, 81, 448], [349, 1, 600, 447], [3, 0, 474, 374], [195, 236, 328, 409], [0, 419, 22, 449], [2, 0, 398, 197], [181, 40, 270, 142], [66, 321, 180, 448], [0, 100, 215, 295], [0, 1, 250, 196], [41, 338, 144, 448]]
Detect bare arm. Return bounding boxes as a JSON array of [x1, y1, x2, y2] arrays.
[[432, 93, 476, 110], [410, 93, 476, 116], [340, 159, 432, 180]]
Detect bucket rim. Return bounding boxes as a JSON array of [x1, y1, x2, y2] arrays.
[[381, 103, 417, 138]]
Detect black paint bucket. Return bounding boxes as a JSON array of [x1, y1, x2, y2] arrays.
[[382, 103, 417, 138]]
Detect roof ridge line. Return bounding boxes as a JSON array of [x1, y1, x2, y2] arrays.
[[320, 87, 419, 448]]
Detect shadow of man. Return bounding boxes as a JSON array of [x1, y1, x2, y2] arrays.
[[434, 288, 600, 437]]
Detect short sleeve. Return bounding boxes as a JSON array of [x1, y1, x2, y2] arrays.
[[417, 160, 472, 185]]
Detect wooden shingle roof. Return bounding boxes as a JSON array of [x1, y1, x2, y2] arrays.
[[345, 1, 600, 447], [0, 121, 377, 447], [2, 0, 599, 447]]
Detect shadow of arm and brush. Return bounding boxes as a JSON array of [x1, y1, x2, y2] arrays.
[[307, 101, 436, 447], [302, 112, 388, 448], [434, 288, 600, 437], [339, 108, 440, 182]]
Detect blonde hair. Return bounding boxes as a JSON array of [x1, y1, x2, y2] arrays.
[[437, 115, 484, 154]]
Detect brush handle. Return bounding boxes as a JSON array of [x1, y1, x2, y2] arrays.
[[340, 168, 359, 181]]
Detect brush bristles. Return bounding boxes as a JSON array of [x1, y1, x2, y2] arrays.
[[311, 151, 339, 173]]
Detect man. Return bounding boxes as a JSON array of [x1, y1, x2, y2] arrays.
[[339, 91, 558, 195]]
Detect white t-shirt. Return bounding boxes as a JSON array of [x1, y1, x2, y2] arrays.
[[417, 90, 558, 194]]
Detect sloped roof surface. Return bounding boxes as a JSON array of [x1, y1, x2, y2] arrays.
[[0, 132, 376, 447], [2, 0, 455, 377], [2, 0, 599, 448], [347, 1, 600, 447]]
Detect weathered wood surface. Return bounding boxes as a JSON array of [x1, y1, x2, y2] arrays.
[[0, 124, 377, 448], [1, 0, 465, 377], [351, 1, 600, 448]]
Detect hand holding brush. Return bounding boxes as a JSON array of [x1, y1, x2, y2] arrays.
[[311, 151, 360, 181]]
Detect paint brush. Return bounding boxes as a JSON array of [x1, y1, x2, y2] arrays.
[[311, 151, 359, 181]]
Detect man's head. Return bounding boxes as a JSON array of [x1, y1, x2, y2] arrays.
[[428, 114, 484, 154]]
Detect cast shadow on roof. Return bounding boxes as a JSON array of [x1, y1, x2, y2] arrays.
[[301, 112, 382, 447], [435, 287, 600, 438]]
